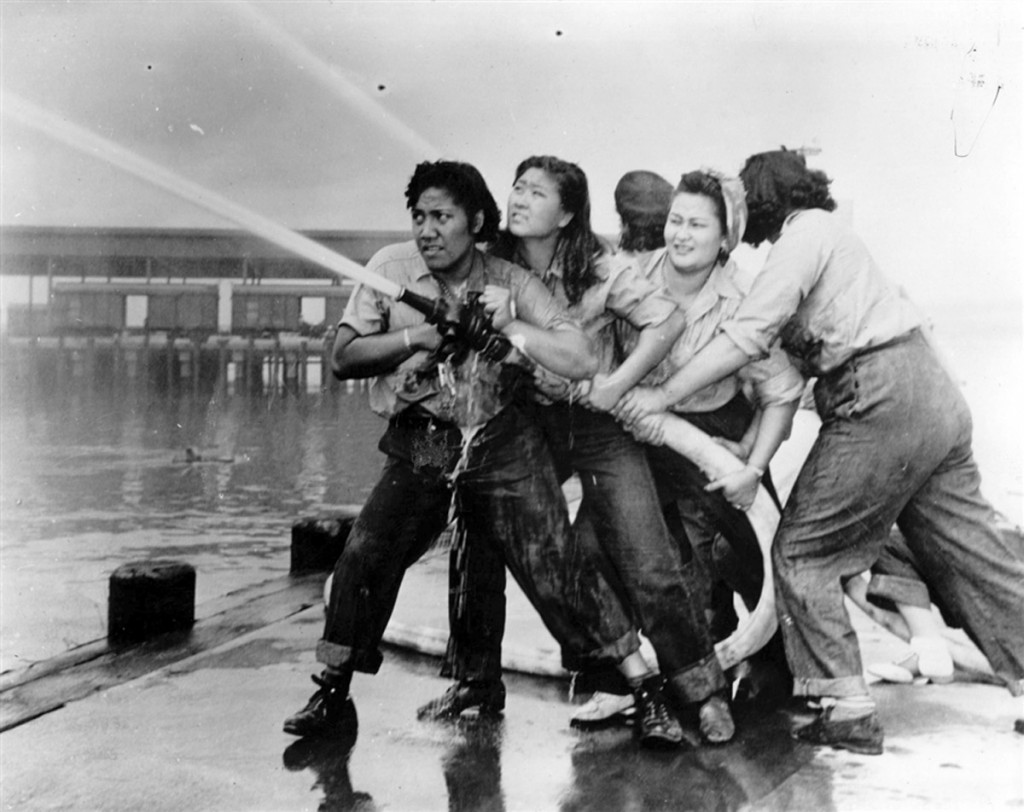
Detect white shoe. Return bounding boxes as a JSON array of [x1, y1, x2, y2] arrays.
[[867, 659, 919, 684], [910, 636, 954, 684], [570, 691, 636, 726]]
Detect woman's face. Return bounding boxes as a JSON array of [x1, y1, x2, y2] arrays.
[[507, 167, 573, 240], [664, 192, 725, 275]]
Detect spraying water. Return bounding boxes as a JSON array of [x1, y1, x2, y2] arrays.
[[233, 2, 442, 160], [3, 92, 403, 300]]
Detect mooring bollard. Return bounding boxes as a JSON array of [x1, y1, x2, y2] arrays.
[[108, 560, 196, 645], [290, 509, 360, 574]]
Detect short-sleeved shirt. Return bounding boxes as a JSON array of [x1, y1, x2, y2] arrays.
[[626, 249, 805, 413], [719, 209, 923, 377], [339, 240, 579, 426], [512, 249, 679, 402]]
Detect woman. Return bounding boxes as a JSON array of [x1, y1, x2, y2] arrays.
[[423, 155, 736, 748], [622, 169, 804, 713], [616, 149, 1024, 755]]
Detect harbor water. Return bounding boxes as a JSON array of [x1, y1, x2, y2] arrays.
[[1, 300, 1021, 674]]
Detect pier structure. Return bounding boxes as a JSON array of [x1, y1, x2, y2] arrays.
[[1, 225, 406, 395]]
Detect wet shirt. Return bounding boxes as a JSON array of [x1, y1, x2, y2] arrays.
[[515, 249, 679, 401], [340, 241, 578, 426], [627, 249, 805, 413], [719, 209, 923, 377]]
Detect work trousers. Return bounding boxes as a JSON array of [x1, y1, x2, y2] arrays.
[[317, 403, 635, 674], [774, 330, 1024, 698], [445, 402, 726, 703]]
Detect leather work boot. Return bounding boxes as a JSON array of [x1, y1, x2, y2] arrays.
[[416, 679, 506, 721], [633, 678, 684, 749], [283, 673, 358, 738], [792, 707, 884, 755], [698, 693, 736, 744]]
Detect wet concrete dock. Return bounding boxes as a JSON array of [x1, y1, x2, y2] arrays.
[[2, 549, 1021, 811]]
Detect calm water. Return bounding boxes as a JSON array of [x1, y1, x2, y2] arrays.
[[0, 377, 385, 671], [1, 301, 1020, 673]]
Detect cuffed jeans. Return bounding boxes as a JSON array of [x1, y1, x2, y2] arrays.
[[446, 402, 726, 703], [774, 330, 1024, 698], [318, 403, 635, 675]]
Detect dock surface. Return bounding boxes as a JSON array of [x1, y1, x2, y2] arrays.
[[2, 549, 1021, 812]]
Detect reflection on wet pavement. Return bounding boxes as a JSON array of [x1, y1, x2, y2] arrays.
[[284, 731, 376, 812]]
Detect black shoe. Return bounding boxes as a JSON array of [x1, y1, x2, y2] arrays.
[[283, 674, 358, 738], [792, 707, 884, 755], [697, 694, 735, 744], [633, 680, 684, 750], [417, 680, 506, 721]]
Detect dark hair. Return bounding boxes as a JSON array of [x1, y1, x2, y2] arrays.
[[493, 155, 604, 305], [619, 222, 665, 253], [404, 160, 502, 243], [673, 170, 729, 264], [615, 170, 672, 253], [739, 149, 836, 247]]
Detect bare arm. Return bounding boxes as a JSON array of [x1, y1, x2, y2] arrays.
[[331, 323, 441, 380], [480, 284, 598, 380], [503, 320, 598, 380], [706, 400, 798, 510], [583, 308, 687, 412], [615, 331, 750, 423]]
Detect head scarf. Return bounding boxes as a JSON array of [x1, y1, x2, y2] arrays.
[[614, 170, 673, 227], [700, 167, 748, 254]]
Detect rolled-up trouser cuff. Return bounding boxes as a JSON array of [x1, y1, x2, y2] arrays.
[[316, 639, 384, 674], [561, 629, 641, 671], [665, 651, 728, 703], [866, 573, 931, 611], [792, 674, 869, 698]]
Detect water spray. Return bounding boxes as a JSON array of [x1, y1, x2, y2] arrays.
[[3, 92, 507, 356]]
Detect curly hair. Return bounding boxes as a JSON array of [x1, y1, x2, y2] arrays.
[[492, 155, 604, 305], [404, 160, 502, 243], [739, 149, 836, 247]]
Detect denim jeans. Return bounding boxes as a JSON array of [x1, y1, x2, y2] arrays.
[[446, 402, 726, 703], [866, 528, 935, 612], [774, 330, 1024, 698], [317, 402, 636, 674]]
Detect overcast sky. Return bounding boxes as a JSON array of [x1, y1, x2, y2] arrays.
[[2, 1, 1021, 310]]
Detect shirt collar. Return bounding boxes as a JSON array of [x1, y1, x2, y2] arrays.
[[654, 254, 743, 320], [414, 247, 489, 294]]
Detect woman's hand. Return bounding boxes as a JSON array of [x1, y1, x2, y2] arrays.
[[576, 373, 626, 413], [705, 466, 762, 512], [612, 386, 669, 425], [479, 285, 515, 331]]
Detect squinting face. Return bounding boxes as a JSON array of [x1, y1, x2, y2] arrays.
[[663, 192, 726, 275], [412, 188, 479, 274], [506, 168, 572, 239]]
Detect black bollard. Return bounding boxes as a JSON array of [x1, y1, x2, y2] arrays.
[[108, 560, 196, 645], [290, 509, 360, 574]]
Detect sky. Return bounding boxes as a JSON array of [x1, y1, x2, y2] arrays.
[[1, 0, 1022, 311]]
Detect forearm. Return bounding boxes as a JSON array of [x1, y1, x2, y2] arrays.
[[506, 321, 597, 380], [332, 324, 431, 380], [746, 400, 798, 472], [604, 311, 686, 398]]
